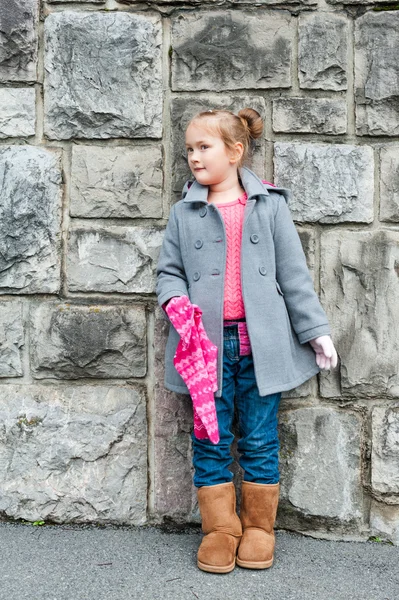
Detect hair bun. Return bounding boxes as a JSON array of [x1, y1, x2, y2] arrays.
[[237, 108, 263, 140]]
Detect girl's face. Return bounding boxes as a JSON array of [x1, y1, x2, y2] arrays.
[[185, 123, 240, 185]]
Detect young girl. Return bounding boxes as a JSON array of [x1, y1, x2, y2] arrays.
[[156, 108, 338, 574]]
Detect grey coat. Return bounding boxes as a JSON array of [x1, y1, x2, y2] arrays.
[[156, 166, 331, 398]]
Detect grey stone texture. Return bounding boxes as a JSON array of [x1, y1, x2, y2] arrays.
[[272, 98, 347, 135], [171, 95, 266, 199], [298, 13, 348, 91], [70, 145, 163, 219], [371, 406, 399, 494], [0, 302, 24, 378], [355, 11, 399, 136], [319, 229, 399, 399], [0, 384, 147, 525], [278, 407, 363, 528], [0, 0, 38, 82], [44, 12, 162, 140], [30, 303, 147, 380], [0, 146, 62, 294], [274, 142, 374, 223], [67, 227, 164, 293], [171, 10, 293, 91], [0, 88, 35, 137], [380, 145, 399, 223], [370, 499, 399, 545]]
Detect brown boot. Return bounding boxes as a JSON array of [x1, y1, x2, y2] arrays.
[[197, 482, 242, 573], [236, 481, 280, 569]]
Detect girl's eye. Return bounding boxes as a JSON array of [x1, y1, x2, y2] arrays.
[[201, 145, 209, 150]]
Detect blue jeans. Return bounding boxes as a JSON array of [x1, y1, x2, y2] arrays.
[[192, 323, 281, 488]]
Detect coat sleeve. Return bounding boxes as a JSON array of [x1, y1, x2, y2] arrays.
[[156, 203, 189, 319], [273, 192, 331, 344]]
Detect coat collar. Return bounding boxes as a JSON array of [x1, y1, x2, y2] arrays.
[[182, 166, 270, 205]]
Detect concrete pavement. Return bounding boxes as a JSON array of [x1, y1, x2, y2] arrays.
[[0, 522, 398, 600]]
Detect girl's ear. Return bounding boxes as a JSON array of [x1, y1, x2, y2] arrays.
[[229, 142, 244, 164]]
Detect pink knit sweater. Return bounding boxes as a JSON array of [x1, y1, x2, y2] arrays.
[[216, 180, 275, 319]]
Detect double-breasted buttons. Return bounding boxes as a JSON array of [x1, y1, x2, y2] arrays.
[[199, 206, 207, 217], [250, 233, 259, 243], [259, 266, 267, 276], [193, 271, 201, 281], [194, 239, 203, 249]]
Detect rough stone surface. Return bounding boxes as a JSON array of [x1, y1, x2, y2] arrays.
[[272, 98, 346, 135], [0, 384, 147, 525], [0, 88, 35, 137], [44, 12, 162, 140], [0, 0, 38, 82], [370, 499, 399, 545], [170, 95, 266, 199], [171, 10, 293, 91], [30, 303, 147, 380], [298, 13, 348, 91], [67, 227, 164, 293], [274, 142, 374, 223], [380, 145, 399, 223], [0, 146, 62, 294], [153, 307, 198, 522], [70, 145, 163, 219], [277, 407, 363, 528], [0, 302, 24, 378], [355, 12, 399, 136], [319, 230, 399, 399], [371, 406, 399, 494]]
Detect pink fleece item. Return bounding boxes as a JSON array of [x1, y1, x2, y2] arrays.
[[165, 295, 220, 444]]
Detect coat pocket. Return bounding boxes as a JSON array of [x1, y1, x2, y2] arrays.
[[275, 281, 284, 296]]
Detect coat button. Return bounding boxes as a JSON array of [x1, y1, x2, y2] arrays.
[[194, 239, 203, 249], [259, 266, 267, 276], [193, 271, 201, 281], [199, 207, 207, 217], [211, 269, 220, 276], [215, 237, 223, 243], [250, 233, 259, 243]]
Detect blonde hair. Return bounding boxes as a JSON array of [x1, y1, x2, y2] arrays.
[[187, 108, 263, 169]]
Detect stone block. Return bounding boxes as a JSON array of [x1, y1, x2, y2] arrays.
[[0, 146, 62, 294], [355, 12, 399, 136], [171, 10, 293, 91], [380, 145, 399, 223], [272, 98, 346, 134], [299, 13, 348, 90], [319, 229, 399, 399], [278, 407, 363, 528], [0, 0, 38, 82], [30, 303, 147, 380], [0, 301, 24, 378], [153, 306, 197, 521], [0, 88, 35, 137], [371, 406, 399, 494], [67, 227, 164, 293], [170, 95, 266, 199], [44, 12, 162, 140], [274, 142, 374, 223], [370, 499, 399, 546], [0, 384, 147, 525], [70, 145, 162, 219]]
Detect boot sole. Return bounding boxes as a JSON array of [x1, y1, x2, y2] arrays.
[[236, 557, 273, 569], [197, 559, 236, 573]]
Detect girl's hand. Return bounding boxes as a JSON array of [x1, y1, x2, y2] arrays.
[[308, 335, 338, 370]]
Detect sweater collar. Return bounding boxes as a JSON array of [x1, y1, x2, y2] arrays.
[[182, 166, 270, 205]]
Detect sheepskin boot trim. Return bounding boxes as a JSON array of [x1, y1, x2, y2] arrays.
[[197, 482, 242, 574], [236, 481, 280, 570]]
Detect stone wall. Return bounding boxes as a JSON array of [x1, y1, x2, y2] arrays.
[[0, 0, 398, 544]]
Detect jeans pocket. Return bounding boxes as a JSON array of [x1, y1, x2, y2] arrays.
[[223, 336, 239, 361]]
